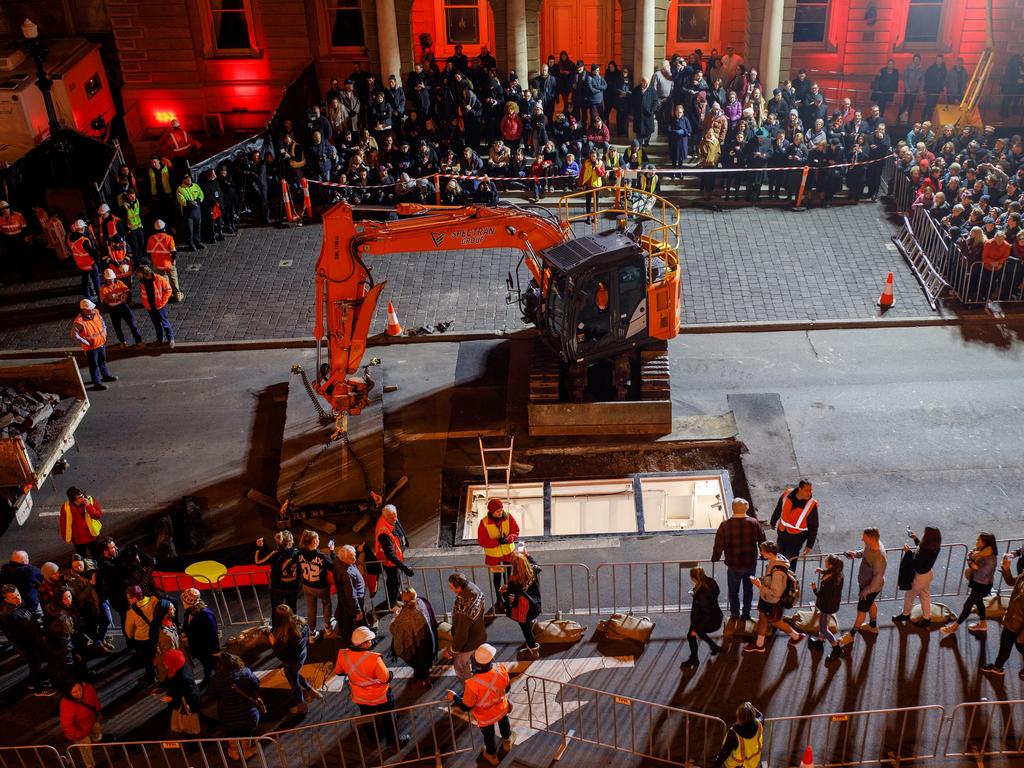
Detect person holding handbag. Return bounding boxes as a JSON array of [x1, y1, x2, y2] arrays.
[[60, 680, 103, 768], [502, 551, 542, 656], [942, 532, 997, 636], [893, 526, 942, 628], [163, 649, 200, 735], [680, 566, 722, 669], [209, 653, 263, 760]]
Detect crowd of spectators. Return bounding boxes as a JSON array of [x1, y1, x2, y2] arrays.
[[896, 120, 1024, 302]]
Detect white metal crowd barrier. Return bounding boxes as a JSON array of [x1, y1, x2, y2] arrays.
[[265, 698, 478, 768], [67, 735, 281, 768], [0, 745, 67, 768], [763, 705, 946, 767], [523, 675, 727, 766], [944, 699, 1024, 761]]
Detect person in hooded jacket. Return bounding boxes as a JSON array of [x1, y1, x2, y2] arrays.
[[180, 588, 219, 683], [390, 588, 438, 688], [162, 648, 201, 729], [680, 566, 722, 669], [714, 702, 764, 768]]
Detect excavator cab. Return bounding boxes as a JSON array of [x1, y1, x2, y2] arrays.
[[538, 228, 664, 365]]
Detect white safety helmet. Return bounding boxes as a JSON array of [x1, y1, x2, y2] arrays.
[[351, 626, 376, 646], [97, 203, 110, 215], [72, 219, 87, 231], [102, 269, 116, 280], [154, 219, 166, 231], [79, 299, 96, 311], [0, 200, 9, 210], [473, 643, 497, 664]]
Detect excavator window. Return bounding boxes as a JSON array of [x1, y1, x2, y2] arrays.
[[617, 262, 648, 338], [576, 271, 613, 345]]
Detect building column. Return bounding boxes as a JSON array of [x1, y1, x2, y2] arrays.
[[375, 0, 402, 80], [760, 0, 785, 91], [634, 0, 656, 81], [507, 0, 529, 79]]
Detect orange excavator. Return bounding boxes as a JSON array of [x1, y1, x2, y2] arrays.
[[310, 199, 681, 418]]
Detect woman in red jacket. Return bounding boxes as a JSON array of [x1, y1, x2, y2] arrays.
[[60, 681, 103, 767], [499, 103, 524, 153], [477, 499, 520, 610]]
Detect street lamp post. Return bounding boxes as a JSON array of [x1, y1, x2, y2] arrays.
[[21, 18, 62, 138]]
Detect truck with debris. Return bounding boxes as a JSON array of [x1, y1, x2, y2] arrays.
[[0, 356, 90, 531]]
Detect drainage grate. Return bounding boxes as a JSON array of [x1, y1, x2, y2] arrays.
[[278, 259, 293, 267], [186, 263, 202, 271]]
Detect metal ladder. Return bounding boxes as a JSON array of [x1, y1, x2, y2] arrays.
[[892, 218, 948, 311], [478, 434, 514, 502]]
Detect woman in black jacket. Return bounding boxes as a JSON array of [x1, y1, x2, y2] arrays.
[[894, 526, 942, 627], [681, 566, 723, 668], [809, 555, 845, 663], [162, 648, 201, 730], [255, 531, 299, 625], [503, 551, 542, 655], [267, 605, 321, 716]]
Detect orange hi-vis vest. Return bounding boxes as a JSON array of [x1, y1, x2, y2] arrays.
[[140, 274, 172, 310], [68, 232, 96, 271], [1, 211, 27, 235], [374, 517, 403, 568], [107, 239, 128, 263], [73, 313, 107, 350], [463, 664, 510, 727], [147, 232, 176, 271], [99, 215, 121, 243], [480, 517, 515, 560], [777, 489, 817, 535], [335, 649, 390, 705], [100, 279, 130, 307]]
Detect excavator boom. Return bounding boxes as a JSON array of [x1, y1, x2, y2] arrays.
[[313, 202, 568, 414]]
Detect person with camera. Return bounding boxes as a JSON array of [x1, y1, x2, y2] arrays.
[[255, 531, 300, 627], [942, 532, 997, 636], [981, 549, 1024, 678], [839, 527, 887, 647], [893, 526, 942, 627], [743, 541, 804, 653], [477, 499, 520, 612]]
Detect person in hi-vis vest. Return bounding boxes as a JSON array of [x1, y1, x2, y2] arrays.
[[476, 499, 519, 610], [769, 479, 820, 563]]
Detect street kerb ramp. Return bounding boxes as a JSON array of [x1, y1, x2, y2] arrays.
[[763, 704, 946, 767], [945, 699, 1024, 762], [523, 674, 727, 766]]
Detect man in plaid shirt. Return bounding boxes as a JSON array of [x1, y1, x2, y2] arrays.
[[711, 498, 766, 622]]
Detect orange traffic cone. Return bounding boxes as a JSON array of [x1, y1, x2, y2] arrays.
[[878, 271, 894, 309], [281, 179, 296, 223], [799, 745, 815, 767], [386, 301, 403, 336]]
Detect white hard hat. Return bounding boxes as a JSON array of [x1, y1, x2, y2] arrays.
[[73, 219, 87, 230], [0, 200, 9, 209], [97, 203, 110, 214], [79, 299, 96, 310], [102, 269, 116, 280], [473, 643, 497, 664], [154, 219, 166, 231], [351, 626, 376, 646]]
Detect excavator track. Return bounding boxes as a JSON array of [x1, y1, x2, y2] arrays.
[[638, 342, 671, 402], [528, 339, 562, 404]]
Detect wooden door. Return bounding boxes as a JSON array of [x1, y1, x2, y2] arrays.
[[540, 0, 616, 65]]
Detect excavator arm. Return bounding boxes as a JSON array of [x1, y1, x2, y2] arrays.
[[313, 202, 568, 415]]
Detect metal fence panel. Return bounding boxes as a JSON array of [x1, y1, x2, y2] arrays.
[[67, 736, 282, 768], [945, 699, 1024, 760], [764, 705, 946, 767], [265, 699, 477, 768], [0, 745, 67, 768], [524, 675, 727, 766]]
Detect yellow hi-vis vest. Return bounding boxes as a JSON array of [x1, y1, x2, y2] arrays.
[[724, 722, 763, 768], [481, 517, 515, 559]]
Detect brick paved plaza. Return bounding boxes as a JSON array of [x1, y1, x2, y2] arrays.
[[0, 203, 933, 351]]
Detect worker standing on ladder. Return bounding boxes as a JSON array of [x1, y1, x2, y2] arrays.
[[477, 499, 520, 612]]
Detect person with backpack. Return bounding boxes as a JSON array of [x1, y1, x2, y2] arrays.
[[839, 527, 887, 648], [713, 701, 764, 767], [808, 555, 844, 663], [942, 532, 997, 636], [681, 566, 723, 668], [892, 526, 942, 628], [744, 542, 805, 653]]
